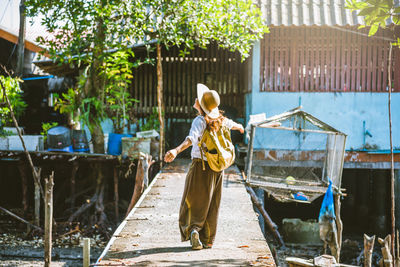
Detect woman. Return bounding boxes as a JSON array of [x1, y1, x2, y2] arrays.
[[164, 84, 244, 250]]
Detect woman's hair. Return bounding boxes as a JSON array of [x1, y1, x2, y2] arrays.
[[197, 104, 225, 132], [205, 110, 225, 132]]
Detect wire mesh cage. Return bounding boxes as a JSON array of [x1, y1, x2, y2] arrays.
[[246, 108, 347, 203]]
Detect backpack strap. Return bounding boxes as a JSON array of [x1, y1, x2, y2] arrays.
[[198, 131, 207, 171]]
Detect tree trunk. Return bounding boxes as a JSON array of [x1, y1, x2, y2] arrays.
[[91, 122, 105, 154], [16, 0, 26, 76], [81, 2, 106, 154], [156, 43, 164, 162]]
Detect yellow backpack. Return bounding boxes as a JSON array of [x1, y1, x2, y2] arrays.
[[198, 126, 235, 172]]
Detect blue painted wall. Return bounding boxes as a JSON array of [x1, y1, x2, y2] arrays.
[[247, 41, 400, 151]]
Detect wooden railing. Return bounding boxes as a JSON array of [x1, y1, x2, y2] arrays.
[[260, 26, 400, 92]]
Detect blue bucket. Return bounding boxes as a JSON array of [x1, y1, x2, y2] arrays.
[[107, 133, 132, 155]]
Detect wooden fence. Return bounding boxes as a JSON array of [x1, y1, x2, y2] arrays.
[[130, 43, 245, 121], [260, 26, 400, 92]]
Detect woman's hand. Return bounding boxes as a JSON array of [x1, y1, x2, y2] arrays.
[[238, 125, 244, 134], [232, 124, 244, 134], [164, 149, 178, 163]]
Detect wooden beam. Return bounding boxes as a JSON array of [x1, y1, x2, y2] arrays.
[[0, 27, 49, 56]]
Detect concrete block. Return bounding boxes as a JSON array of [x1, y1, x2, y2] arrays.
[[8, 135, 44, 151], [0, 137, 9, 150], [3, 127, 24, 135], [282, 218, 322, 245]]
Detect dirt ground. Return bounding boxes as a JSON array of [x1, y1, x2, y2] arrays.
[[270, 235, 384, 266], [0, 231, 105, 266]]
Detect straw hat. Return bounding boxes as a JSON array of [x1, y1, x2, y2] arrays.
[[197, 83, 220, 119]]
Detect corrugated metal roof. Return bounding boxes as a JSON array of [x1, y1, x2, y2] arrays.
[[260, 0, 399, 26]]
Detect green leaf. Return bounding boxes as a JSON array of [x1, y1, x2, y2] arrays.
[[368, 24, 379, 36]]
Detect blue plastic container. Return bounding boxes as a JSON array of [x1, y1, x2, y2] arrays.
[[48, 145, 74, 153], [107, 133, 132, 155]]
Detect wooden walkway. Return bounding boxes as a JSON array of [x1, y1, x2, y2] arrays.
[[96, 159, 275, 266]]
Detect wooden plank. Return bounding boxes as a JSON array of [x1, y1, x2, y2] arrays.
[[171, 48, 176, 115], [394, 41, 400, 92], [361, 30, 368, 92], [283, 28, 289, 91], [356, 29, 361, 92], [299, 28, 305, 92], [183, 51, 188, 114], [0, 28, 48, 56], [138, 64, 143, 116], [176, 46, 181, 114], [376, 34, 383, 92], [260, 37, 265, 91], [190, 48, 195, 112], [335, 28, 341, 92], [309, 27, 314, 92], [320, 28, 326, 91], [267, 33, 272, 91], [314, 28, 320, 91], [350, 30, 356, 91], [330, 28, 336, 91], [281, 28, 287, 91], [144, 63, 149, 115], [165, 51, 171, 115], [269, 30, 274, 91], [325, 28, 331, 92], [371, 38, 377, 92], [366, 34, 372, 92], [290, 28, 296, 91], [382, 39, 388, 92], [345, 30, 351, 92], [340, 30, 346, 91]]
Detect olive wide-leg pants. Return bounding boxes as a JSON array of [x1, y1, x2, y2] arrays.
[[179, 159, 223, 245]]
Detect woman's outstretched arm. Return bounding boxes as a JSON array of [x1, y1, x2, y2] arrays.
[[164, 138, 192, 163]]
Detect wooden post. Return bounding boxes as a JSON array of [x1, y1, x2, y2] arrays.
[[70, 162, 79, 210], [334, 194, 343, 263], [364, 234, 375, 267], [246, 124, 256, 180], [16, 0, 26, 76], [113, 165, 119, 221], [0, 206, 42, 232], [126, 155, 154, 217], [396, 230, 400, 267], [17, 162, 28, 216], [44, 172, 54, 267], [378, 234, 393, 267], [34, 167, 42, 226], [83, 238, 90, 267], [242, 171, 285, 247]]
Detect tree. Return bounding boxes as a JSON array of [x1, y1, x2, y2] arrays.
[[347, 0, 399, 263], [138, 0, 268, 160], [26, 0, 145, 153], [346, 0, 400, 37], [25, 0, 149, 230]]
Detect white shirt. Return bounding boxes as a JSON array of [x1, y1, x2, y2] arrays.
[[185, 116, 239, 160]]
